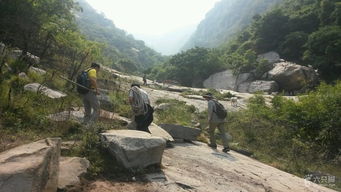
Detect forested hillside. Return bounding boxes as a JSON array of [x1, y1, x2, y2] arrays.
[[149, 0, 341, 86], [0, 0, 165, 74], [221, 0, 341, 82], [183, 0, 282, 50], [76, 0, 166, 72]]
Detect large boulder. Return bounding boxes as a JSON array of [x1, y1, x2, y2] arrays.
[[159, 124, 201, 141], [257, 51, 281, 64], [268, 62, 318, 92], [58, 157, 89, 190], [248, 80, 279, 94], [24, 83, 67, 99], [203, 70, 236, 90], [235, 73, 255, 93], [0, 138, 61, 192], [101, 130, 166, 169]]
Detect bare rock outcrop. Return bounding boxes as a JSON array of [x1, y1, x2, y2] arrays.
[[24, 83, 67, 99], [203, 70, 236, 90], [248, 80, 279, 94], [101, 130, 166, 169], [58, 157, 90, 190], [0, 138, 61, 192], [159, 124, 201, 141], [268, 62, 318, 92], [257, 51, 281, 64]]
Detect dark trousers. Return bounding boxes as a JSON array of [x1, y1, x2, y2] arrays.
[[135, 104, 154, 133]]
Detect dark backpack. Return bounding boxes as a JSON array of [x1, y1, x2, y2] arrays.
[[213, 100, 227, 119], [76, 70, 90, 94]]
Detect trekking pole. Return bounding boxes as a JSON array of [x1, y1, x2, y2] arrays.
[[57, 74, 94, 92]]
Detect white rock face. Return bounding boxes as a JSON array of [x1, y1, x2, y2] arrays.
[[101, 130, 166, 169], [257, 51, 281, 64], [268, 62, 318, 91], [248, 80, 279, 93], [58, 157, 90, 190], [203, 70, 236, 90], [24, 83, 67, 99], [0, 138, 61, 192], [159, 124, 201, 141]]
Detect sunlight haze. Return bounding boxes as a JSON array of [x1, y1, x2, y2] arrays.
[[85, 0, 220, 54]]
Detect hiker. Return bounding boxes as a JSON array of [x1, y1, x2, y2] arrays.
[[81, 62, 100, 125], [143, 74, 147, 85], [203, 93, 230, 153], [128, 83, 154, 133]]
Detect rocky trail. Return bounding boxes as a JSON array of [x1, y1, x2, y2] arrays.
[[0, 65, 336, 192], [84, 142, 335, 192]]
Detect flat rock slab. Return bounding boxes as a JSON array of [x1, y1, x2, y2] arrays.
[[101, 130, 166, 169], [58, 157, 90, 190], [159, 142, 336, 192], [127, 121, 174, 142], [0, 138, 61, 192], [159, 124, 201, 141], [24, 83, 66, 99]]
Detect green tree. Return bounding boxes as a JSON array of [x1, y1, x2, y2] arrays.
[[279, 31, 308, 62], [303, 25, 341, 82]]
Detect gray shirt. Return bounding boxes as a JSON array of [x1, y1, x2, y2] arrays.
[[207, 99, 225, 123]]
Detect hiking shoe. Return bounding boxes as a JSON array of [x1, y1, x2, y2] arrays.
[[222, 147, 230, 153], [207, 143, 217, 149]]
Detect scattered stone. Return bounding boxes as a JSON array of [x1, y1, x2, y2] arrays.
[[154, 103, 172, 111], [58, 157, 90, 190], [24, 83, 67, 99], [47, 110, 84, 122], [101, 130, 166, 169], [29, 67, 46, 75], [0, 138, 61, 192], [159, 124, 201, 141], [145, 172, 167, 182], [18, 72, 29, 80], [8, 49, 22, 60]]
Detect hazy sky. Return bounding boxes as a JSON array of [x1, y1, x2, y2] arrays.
[[86, 0, 220, 36]]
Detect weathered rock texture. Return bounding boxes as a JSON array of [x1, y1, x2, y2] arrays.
[[159, 124, 201, 141], [268, 62, 318, 92], [0, 138, 61, 192], [101, 130, 166, 169], [127, 121, 174, 142], [203, 70, 236, 90], [257, 51, 281, 64], [58, 157, 90, 190], [24, 83, 66, 99], [248, 80, 279, 93]]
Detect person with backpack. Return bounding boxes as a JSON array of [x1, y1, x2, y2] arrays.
[[128, 83, 153, 133], [203, 93, 230, 153], [77, 62, 101, 125]]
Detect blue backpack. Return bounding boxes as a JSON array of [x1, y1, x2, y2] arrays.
[[76, 70, 90, 94]]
